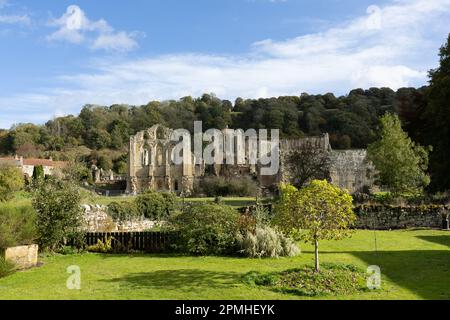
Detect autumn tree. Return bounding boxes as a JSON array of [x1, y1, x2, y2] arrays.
[[275, 181, 355, 272], [367, 113, 431, 195]]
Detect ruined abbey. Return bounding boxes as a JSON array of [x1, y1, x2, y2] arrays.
[[127, 124, 375, 195]]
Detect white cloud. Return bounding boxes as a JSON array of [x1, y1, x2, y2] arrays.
[[47, 5, 139, 51], [0, 14, 30, 24], [1, 0, 450, 128], [0, 0, 30, 25]]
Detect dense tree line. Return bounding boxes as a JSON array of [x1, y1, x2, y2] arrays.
[[0, 88, 422, 154], [0, 88, 433, 180]]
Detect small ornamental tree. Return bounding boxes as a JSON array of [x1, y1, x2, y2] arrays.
[[275, 181, 355, 272]]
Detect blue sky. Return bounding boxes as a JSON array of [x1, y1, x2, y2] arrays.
[[0, 0, 449, 129]]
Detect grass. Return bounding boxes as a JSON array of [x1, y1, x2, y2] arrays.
[[2, 191, 257, 209], [81, 194, 257, 208], [0, 229, 449, 300]]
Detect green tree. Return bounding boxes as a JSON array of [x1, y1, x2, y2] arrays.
[[32, 165, 45, 181], [367, 113, 431, 195], [274, 181, 355, 272], [285, 145, 331, 188], [97, 155, 113, 171], [32, 178, 84, 251], [423, 34, 450, 191], [0, 165, 24, 202], [63, 161, 91, 183]]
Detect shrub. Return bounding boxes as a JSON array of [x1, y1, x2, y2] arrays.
[[196, 176, 258, 197], [58, 246, 82, 255], [0, 204, 37, 249], [0, 164, 25, 202], [0, 257, 15, 278], [107, 201, 139, 222], [32, 178, 84, 251], [86, 238, 113, 253], [237, 226, 300, 258], [136, 191, 177, 220], [171, 203, 240, 255]]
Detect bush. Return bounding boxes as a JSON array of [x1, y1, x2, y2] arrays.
[[171, 203, 240, 255], [237, 226, 300, 258], [196, 176, 258, 197], [86, 238, 113, 253], [32, 178, 84, 251], [0, 204, 37, 249], [58, 246, 82, 255], [107, 201, 139, 222], [136, 191, 178, 220], [0, 164, 25, 202], [0, 257, 15, 278]]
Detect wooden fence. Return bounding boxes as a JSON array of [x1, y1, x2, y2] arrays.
[[83, 231, 177, 253]]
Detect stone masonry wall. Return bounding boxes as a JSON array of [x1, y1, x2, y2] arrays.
[[82, 204, 158, 232], [355, 205, 449, 230], [329, 149, 377, 194], [241, 204, 449, 230]]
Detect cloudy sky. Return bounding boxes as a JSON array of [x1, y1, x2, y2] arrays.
[[0, 0, 449, 128]]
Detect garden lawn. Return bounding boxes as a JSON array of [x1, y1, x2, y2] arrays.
[[2, 192, 257, 209], [88, 196, 257, 208], [0, 229, 449, 300]]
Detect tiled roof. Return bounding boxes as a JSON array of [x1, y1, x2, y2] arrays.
[[0, 157, 21, 165], [0, 157, 67, 168], [22, 158, 67, 168]]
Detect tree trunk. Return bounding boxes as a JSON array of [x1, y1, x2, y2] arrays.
[[315, 240, 320, 273]]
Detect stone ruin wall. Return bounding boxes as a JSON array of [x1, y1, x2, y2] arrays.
[[82, 204, 158, 232], [354, 205, 449, 230], [329, 149, 377, 194], [127, 125, 376, 195], [279, 135, 376, 194]]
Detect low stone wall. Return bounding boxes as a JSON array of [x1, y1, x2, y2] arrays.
[[82, 204, 158, 232], [241, 204, 449, 230], [355, 205, 449, 230], [3, 244, 38, 269]]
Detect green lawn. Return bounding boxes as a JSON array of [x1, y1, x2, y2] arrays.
[[86, 195, 257, 208], [2, 192, 257, 209], [0, 229, 449, 300]]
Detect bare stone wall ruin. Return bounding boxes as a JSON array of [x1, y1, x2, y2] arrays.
[[127, 125, 376, 195], [82, 204, 158, 232]]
